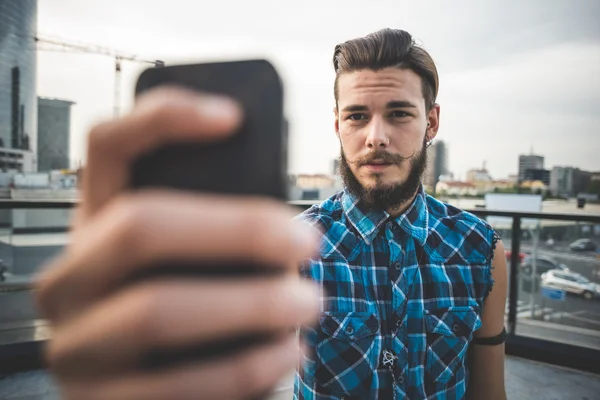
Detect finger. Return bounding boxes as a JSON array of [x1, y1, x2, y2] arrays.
[[47, 277, 318, 376], [36, 192, 320, 322], [61, 334, 299, 400], [79, 86, 243, 226]]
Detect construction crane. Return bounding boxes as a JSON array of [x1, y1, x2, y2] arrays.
[[35, 34, 164, 118]]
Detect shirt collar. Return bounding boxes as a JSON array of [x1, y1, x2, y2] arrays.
[[341, 186, 429, 246]]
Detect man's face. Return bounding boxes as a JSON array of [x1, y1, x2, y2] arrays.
[[335, 67, 440, 210]]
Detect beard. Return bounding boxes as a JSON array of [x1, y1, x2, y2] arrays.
[[339, 139, 428, 211]]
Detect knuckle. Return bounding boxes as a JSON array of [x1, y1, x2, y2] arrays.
[[242, 200, 290, 261], [257, 280, 293, 325], [87, 121, 114, 149], [106, 196, 150, 263]]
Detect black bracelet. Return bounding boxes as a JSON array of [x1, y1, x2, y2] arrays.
[[472, 327, 506, 346]]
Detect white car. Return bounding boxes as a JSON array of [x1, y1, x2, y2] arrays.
[[541, 269, 600, 300]]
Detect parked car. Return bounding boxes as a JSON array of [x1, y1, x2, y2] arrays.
[[520, 255, 569, 276], [569, 239, 597, 252], [541, 269, 600, 300]]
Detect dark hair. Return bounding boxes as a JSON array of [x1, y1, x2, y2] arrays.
[[333, 28, 439, 110]]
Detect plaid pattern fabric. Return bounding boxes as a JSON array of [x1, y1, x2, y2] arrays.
[[294, 187, 497, 400]]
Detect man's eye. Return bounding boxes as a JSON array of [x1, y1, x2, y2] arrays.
[[390, 111, 410, 118], [348, 114, 367, 121]]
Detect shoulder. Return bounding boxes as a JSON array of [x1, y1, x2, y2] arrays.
[[425, 195, 498, 262], [295, 191, 345, 230], [425, 195, 493, 233], [295, 191, 361, 265]]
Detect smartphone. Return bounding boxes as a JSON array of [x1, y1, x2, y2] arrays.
[[131, 59, 287, 200], [129, 60, 288, 373]]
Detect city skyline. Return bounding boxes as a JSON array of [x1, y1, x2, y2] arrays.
[[36, 0, 600, 179]]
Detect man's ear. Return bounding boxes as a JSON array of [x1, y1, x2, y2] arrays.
[[334, 106, 340, 139], [426, 104, 441, 141]]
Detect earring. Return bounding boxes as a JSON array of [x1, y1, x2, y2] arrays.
[[425, 123, 433, 147], [425, 136, 433, 148]]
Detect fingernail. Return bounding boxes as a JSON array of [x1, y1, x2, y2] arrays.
[[291, 221, 321, 259], [199, 96, 242, 120]]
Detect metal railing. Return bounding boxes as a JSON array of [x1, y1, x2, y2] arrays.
[[0, 199, 599, 374]]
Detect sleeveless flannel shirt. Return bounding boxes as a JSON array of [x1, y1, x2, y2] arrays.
[[294, 186, 498, 400]]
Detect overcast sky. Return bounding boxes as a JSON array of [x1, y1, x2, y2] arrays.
[[37, 0, 600, 180]]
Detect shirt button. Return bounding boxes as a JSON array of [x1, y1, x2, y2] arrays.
[[346, 326, 354, 334], [392, 262, 402, 269], [398, 375, 405, 385], [452, 324, 461, 333]]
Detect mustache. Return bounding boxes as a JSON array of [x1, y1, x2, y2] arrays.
[[347, 150, 416, 166]]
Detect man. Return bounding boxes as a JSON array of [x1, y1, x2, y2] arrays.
[[36, 28, 505, 400], [295, 29, 507, 399]]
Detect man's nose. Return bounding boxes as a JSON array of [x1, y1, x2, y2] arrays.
[[365, 118, 389, 149]]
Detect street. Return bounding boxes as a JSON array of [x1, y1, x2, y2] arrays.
[[503, 242, 600, 341], [516, 241, 600, 281]]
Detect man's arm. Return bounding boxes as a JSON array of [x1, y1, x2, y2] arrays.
[[467, 239, 508, 400]]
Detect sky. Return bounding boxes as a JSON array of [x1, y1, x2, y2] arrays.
[[36, 0, 600, 180]]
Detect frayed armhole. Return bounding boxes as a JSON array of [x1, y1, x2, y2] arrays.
[[484, 230, 501, 301]]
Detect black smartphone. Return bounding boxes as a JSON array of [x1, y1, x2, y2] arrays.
[[129, 60, 288, 373], [131, 59, 287, 200]]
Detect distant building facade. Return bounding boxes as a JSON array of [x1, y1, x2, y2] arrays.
[[465, 168, 494, 193], [466, 168, 492, 184], [518, 154, 544, 183], [37, 97, 74, 171], [523, 168, 551, 186], [436, 181, 478, 197], [423, 140, 447, 191], [551, 167, 574, 197], [573, 169, 592, 196], [0, 0, 38, 171], [550, 167, 592, 197], [294, 174, 336, 189], [0, 148, 34, 172]]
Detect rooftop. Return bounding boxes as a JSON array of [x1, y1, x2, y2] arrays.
[[1, 356, 598, 399]]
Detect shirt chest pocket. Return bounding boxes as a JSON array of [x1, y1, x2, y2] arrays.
[[425, 306, 482, 384], [315, 312, 380, 397]]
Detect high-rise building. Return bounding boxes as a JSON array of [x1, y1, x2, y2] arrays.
[[37, 97, 74, 171], [550, 167, 592, 197], [423, 140, 447, 191], [0, 0, 38, 172], [551, 167, 574, 197], [518, 154, 544, 183]]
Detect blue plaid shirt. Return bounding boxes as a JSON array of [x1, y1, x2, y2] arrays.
[[294, 187, 497, 400]]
